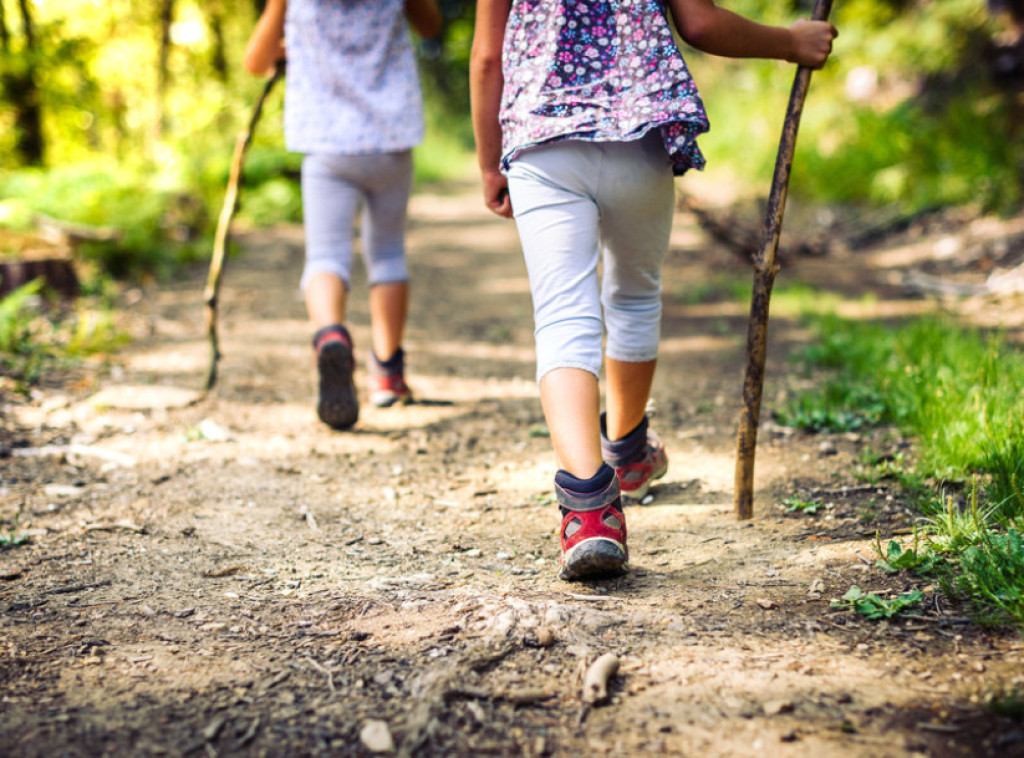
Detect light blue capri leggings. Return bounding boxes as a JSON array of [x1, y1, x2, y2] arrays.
[[506, 134, 675, 382], [300, 151, 413, 291]]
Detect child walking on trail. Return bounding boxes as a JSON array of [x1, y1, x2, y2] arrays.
[[244, 0, 442, 430], [470, 0, 836, 581]]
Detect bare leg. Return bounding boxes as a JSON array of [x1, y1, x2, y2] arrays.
[[305, 272, 348, 330], [604, 357, 656, 440], [539, 367, 604, 479], [369, 281, 408, 361]]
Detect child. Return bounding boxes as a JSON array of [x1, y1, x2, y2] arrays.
[[470, 0, 836, 580], [244, 0, 442, 429]]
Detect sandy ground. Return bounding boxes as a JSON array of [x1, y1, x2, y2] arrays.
[[2, 181, 1024, 757]]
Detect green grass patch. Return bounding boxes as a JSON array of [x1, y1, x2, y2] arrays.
[[0, 531, 31, 549], [0, 278, 127, 389], [831, 585, 924, 620], [785, 310, 1024, 627], [783, 314, 1024, 516], [781, 496, 823, 516]]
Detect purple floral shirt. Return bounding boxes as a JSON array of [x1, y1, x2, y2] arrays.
[[500, 0, 709, 175]]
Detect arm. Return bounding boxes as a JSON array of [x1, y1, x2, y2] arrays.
[[470, 0, 513, 218], [406, 0, 442, 39], [666, 0, 837, 68], [243, 0, 286, 76]]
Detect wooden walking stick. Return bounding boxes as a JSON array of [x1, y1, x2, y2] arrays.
[[734, 0, 834, 519], [203, 60, 285, 392]]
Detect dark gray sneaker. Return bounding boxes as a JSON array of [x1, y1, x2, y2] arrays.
[[314, 327, 358, 430]]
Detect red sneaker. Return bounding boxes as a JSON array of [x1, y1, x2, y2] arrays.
[[368, 348, 413, 408], [602, 415, 668, 501], [557, 474, 627, 581]]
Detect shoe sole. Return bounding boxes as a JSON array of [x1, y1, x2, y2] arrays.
[[369, 390, 413, 409], [317, 342, 358, 430], [559, 538, 627, 581]]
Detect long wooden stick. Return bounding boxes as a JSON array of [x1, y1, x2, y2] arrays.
[[734, 0, 834, 519], [203, 61, 284, 392]]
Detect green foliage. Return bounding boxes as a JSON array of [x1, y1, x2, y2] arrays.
[[0, 279, 46, 380], [984, 684, 1024, 721], [875, 537, 943, 575], [801, 95, 1022, 214], [237, 175, 303, 227], [955, 528, 1024, 626], [980, 417, 1024, 522], [673, 274, 750, 305], [0, 277, 127, 387], [414, 114, 476, 185], [777, 383, 887, 432], [0, 162, 208, 277], [691, 0, 1021, 214], [784, 315, 1024, 514], [0, 531, 31, 549], [789, 311, 1024, 626], [831, 585, 924, 620], [781, 497, 822, 515]]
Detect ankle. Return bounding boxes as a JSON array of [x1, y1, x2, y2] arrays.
[[600, 413, 648, 465], [555, 463, 618, 515], [371, 346, 404, 373]]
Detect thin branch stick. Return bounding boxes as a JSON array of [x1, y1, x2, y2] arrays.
[[734, 0, 834, 520], [202, 61, 284, 392], [582, 652, 619, 704]]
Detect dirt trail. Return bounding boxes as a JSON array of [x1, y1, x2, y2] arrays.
[[2, 182, 1023, 757]]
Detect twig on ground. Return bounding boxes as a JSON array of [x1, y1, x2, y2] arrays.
[[14, 444, 137, 468], [900, 614, 973, 625], [43, 580, 113, 596], [304, 656, 335, 692], [917, 722, 960, 734], [300, 506, 319, 532], [809, 485, 886, 496], [566, 593, 621, 602], [84, 520, 146, 533], [582, 653, 620, 705], [233, 717, 261, 749]]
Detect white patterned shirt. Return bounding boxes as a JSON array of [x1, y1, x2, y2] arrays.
[[284, 0, 424, 154]]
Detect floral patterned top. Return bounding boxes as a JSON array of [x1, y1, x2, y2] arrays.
[[284, 0, 424, 155], [500, 0, 709, 175]]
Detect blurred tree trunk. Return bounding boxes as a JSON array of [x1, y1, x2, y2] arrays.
[[207, 0, 230, 131], [2, 0, 45, 165], [154, 0, 175, 140], [208, 2, 228, 83]]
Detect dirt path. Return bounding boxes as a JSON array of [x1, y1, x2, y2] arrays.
[[2, 183, 1023, 757]]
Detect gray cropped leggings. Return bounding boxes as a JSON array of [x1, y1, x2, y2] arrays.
[[300, 151, 413, 291], [507, 134, 675, 382]]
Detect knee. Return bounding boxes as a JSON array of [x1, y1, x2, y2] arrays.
[[534, 315, 603, 379]]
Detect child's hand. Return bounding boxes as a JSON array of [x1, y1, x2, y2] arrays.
[[482, 170, 512, 218], [788, 19, 837, 69]]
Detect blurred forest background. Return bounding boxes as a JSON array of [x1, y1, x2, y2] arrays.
[[0, 0, 1022, 283]]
